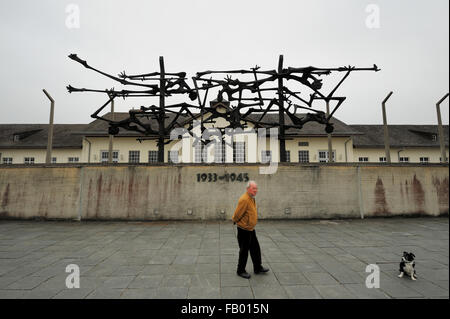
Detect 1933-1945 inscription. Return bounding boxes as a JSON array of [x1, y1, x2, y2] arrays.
[[196, 173, 249, 182]]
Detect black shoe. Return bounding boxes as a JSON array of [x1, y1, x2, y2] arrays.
[[237, 271, 251, 279], [254, 266, 269, 274]]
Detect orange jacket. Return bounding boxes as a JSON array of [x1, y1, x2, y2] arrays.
[[232, 192, 258, 231]]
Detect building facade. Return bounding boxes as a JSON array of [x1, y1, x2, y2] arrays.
[[1, 111, 448, 165]]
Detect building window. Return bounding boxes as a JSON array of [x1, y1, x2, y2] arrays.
[[68, 157, 79, 163], [432, 135, 437, 141], [379, 157, 386, 162], [399, 157, 409, 163], [261, 150, 272, 163], [101, 151, 119, 163], [359, 157, 369, 162], [148, 150, 158, 163], [24, 157, 35, 165], [168, 150, 179, 164], [299, 150, 310, 163], [233, 142, 245, 163], [285, 151, 290, 163], [129, 151, 140, 163], [440, 157, 448, 162], [419, 157, 429, 164], [13, 135, 20, 142], [52, 157, 57, 163], [3, 157, 13, 165], [318, 150, 335, 163], [298, 141, 309, 147]]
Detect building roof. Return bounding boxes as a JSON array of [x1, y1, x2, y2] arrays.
[[0, 116, 448, 150], [84, 112, 361, 137], [82, 112, 192, 137], [246, 114, 362, 137], [0, 124, 87, 149], [350, 125, 449, 148]]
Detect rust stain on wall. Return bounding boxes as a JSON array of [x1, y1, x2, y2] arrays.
[[399, 181, 407, 209], [432, 176, 449, 213], [96, 174, 103, 218], [175, 170, 182, 196], [405, 180, 409, 196], [48, 190, 57, 218], [127, 169, 135, 218], [144, 175, 150, 217], [128, 175, 134, 201], [116, 180, 124, 197], [1, 184, 10, 208], [107, 176, 112, 194], [38, 194, 45, 216], [412, 174, 425, 213], [155, 175, 160, 203], [157, 174, 166, 204], [87, 178, 93, 216], [374, 177, 389, 215]]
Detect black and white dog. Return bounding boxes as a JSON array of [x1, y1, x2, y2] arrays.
[[398, 251, 417, 280]]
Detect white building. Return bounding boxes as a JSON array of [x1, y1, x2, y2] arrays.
[[0, 109, 448, 165]]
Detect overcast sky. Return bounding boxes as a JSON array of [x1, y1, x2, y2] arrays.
[[0, 0, 448, 125]]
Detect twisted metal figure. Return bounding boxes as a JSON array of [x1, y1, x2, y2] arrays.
[[67, 54, 379, 162]]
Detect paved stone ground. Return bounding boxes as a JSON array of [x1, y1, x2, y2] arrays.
[[0, 217, 448, 299]]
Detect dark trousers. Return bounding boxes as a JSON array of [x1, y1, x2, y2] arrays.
[[237, 227, 262, 273]]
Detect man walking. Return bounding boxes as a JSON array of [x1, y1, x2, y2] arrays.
[[232, 180, 269, 279]]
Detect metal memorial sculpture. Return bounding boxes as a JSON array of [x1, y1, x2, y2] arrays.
[[67, 54, 379, 162]]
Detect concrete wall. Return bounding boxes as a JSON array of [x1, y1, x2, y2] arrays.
[[0, 164, 448, 221], [0, 167, 81, 219]]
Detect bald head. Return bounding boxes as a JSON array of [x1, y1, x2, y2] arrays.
[[246, 180, 257, 188], [246, 180, 258, 197]]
